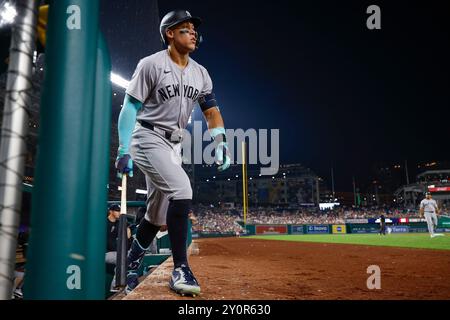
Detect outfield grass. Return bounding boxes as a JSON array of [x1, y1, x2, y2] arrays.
[[249, 233, 450, 251]]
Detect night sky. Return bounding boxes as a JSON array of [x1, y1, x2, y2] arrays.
[[101, 0, 450, 191]]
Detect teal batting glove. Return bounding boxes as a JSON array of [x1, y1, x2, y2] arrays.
[[216, 141, 231, 172], [210, 127, 231, 172]]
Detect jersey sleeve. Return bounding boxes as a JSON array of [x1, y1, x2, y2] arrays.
[[419, 200, 424, 209], [126, 58, 154, 103], [197, 68, 219, 111], [199, 68, 213, 98]]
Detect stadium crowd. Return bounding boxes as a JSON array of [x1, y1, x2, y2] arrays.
[[192, 208, 245, 234], [191, 204, 445, 234]]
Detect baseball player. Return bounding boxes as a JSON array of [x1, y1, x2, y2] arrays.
[[115, 10, 231, 296], [419, 192, 444, 238], [378, 213, 386, 235]]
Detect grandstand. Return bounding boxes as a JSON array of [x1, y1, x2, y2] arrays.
[[395, 169, 450, 208]]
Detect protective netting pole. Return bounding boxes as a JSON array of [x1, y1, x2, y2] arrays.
[[0, 0, 38, 300]]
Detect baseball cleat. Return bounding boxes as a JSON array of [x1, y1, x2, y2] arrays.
[[169, 264, 201, 297], [431, 234, 444, 238]]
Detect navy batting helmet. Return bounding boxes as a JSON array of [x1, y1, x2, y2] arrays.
[[160, 10, 202, 46]]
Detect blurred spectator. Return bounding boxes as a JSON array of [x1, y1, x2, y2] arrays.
[[188, 209, 198, 226], [189, 204, 440, 235], [106, 204, 131, 265]]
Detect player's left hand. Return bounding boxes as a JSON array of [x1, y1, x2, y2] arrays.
[[210, 127, 231, 172], [215, 141, 231, 172]]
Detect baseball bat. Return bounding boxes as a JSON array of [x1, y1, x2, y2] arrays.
[[115, 174, 128, 288]]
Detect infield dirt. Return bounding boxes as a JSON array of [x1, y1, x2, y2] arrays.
[[123, 237, 450, 300]]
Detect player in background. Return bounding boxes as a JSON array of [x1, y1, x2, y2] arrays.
[[379, 213, 386, 235], [419, 192, 444, 238]]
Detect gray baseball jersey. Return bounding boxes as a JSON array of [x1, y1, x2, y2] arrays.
[[420, 199, 438, 213], [125, 49, 215, 225], [420, 199, 439, 235], [126, 49, 213, 132]]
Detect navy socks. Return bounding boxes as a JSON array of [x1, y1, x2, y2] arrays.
[[166, 199, 191, 268], [136, 218, 160, 249]]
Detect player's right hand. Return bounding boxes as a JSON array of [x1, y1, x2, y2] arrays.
[[115, 153, 133, 178]]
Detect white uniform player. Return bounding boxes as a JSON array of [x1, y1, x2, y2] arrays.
[[115, 10, 231, 296], [419, 192, 444, 238]]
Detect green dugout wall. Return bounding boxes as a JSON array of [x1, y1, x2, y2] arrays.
[[25, 0, 112, 300]]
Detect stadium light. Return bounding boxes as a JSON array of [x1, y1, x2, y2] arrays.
[[0, 1, 17, 27], [110, 72, 130, 89]]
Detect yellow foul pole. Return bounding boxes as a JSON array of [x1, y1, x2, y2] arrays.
[[242, 141, 248, 225]]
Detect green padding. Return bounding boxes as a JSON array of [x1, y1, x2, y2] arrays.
[[143, 254, 171, 267], [158, 235, 171, 250], [84, 32, 112, 300], [438, 216, 450, 228], [137, 254, 171, 276], [25, 0, 101, 300], [245, 224, 256, 235]]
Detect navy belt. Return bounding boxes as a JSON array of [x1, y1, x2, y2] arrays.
[[138, 121, 182, 143]]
